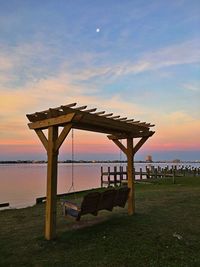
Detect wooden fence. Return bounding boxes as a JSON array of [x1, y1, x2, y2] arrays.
[[101, 165, 200, 187]]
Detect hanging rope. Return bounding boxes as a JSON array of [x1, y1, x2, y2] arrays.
[[67, 128, 75, 193], [119, 139, 123, 182], [119, 139, 123, 166]]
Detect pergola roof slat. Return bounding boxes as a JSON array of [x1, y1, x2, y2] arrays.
[[100, 113, 113, 117], [63, 103, 77, 108], [115, 117, 127, 121], [74, 105, 87, 110], [110, 115, 120, 119], [94, 111, 105, 115], [85, 108, 97, 113]]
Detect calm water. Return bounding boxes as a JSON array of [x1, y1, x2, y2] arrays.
[[0, 162, 199, 208]]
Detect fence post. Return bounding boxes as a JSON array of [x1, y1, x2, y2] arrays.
[[114, 166, 117, 186], [172, 169, 175, 184], [108, 166, 110, 186], [155, 168, 157, 179], [140, 168, 142, 180]]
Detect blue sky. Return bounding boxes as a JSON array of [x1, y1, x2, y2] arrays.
[[0, 0, 200, 161]]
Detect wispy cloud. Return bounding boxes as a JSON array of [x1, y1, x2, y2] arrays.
[[150, 110, 200, 150], [113, 39, 200, 77], [183, 82, 200, 92], [0, 54, 14, 71], [66, 38, 200, 81]]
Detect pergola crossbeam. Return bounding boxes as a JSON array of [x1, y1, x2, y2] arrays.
[[28, 113, 76, 130]]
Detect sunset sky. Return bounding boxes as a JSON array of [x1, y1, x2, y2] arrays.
[[0, 0, 200, 161]]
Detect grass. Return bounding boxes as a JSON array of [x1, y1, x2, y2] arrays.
[[0, 176, 200, 267]]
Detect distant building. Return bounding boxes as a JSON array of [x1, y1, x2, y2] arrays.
[[172, 159, 181, 163], [145, 155, 153, 162]]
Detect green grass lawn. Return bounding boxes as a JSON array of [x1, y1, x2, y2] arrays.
[[0, 176, 200, 267]]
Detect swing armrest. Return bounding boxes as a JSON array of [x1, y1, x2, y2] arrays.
[[63, 200, 80, 211]]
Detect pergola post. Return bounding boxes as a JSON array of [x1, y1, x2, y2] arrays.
[[127, 138, 135, 215], [45, 126, 58, 240]]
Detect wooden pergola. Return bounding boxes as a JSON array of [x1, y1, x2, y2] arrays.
[[26, 102, 155, 240]]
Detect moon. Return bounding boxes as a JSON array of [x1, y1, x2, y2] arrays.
[[96, 28, 100, 33]]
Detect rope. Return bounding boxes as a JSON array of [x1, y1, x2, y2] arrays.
[[119, 139, 122, 166], [67, 128, 75, 194], [71, 128, 74, 189]]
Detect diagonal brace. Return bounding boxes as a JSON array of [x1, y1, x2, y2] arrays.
[[35, 129, 48, 151], [55, 124, 72, 151], [111, 139, 127, 156], [133, 136, 150, 155]]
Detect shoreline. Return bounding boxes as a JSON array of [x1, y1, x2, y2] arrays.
[[1, 160, 200, 164]]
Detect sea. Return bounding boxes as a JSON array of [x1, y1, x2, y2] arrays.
[[0, 162, 199, 209]]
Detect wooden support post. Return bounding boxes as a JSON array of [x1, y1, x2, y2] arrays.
[[108, 166, 110, 186], [45, 126, 58, 240], [127, 138, 134, 215], [114, 166, 117, 186], [120, 165, 123, 184], [172, 169, 175, 184], [140, 168, 142, 180], [101, 166, 103, 187], [155, 168, 158, 179], [164, 168, 166, 178], [146, 166, 150, 179]]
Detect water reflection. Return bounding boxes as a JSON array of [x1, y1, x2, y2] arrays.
[[0, 162, 199, 208]]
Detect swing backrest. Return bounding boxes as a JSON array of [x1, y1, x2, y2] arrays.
[[114, 187, 130, 208], [80, 192, 101, 215], [97, 189, 116, 211]]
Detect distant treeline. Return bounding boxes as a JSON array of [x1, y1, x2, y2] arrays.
[[0, 160, 199, 164]]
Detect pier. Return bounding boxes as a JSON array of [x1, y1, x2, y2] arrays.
[[101, 165, 200, 187]]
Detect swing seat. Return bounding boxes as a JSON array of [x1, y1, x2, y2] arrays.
[[114, 186, 130, 208], [97, 189, 116, 212], [62, 187, 130, 221], [62, 192, 101, 221]]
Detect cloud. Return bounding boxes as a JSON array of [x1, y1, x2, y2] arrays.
[[64, 38, 200, 81], [150, 110, 200, 150], [115, 39, 200, 76], [0, 54, 14, 71], [0, 37, 199, 150], [183, 82, 200, 92], [165, 111, 196, 124]]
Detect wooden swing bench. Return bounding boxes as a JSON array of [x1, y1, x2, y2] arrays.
[[61, 187, 130, 221]]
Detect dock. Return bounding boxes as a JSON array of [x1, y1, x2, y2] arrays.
[[101, 165, 200, 187]]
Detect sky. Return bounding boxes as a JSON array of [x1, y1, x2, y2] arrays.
[[0, 0, 200, 161]]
